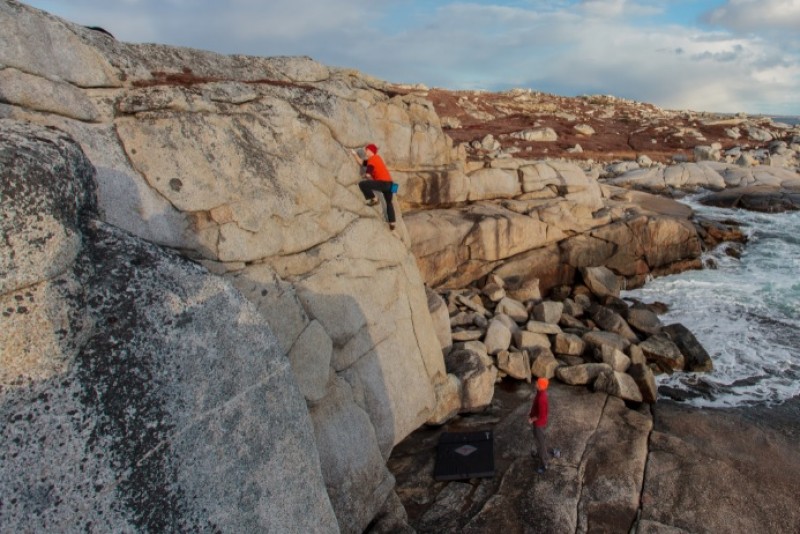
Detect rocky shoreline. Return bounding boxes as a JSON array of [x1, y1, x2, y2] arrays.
[[424, 268, 716, 424], [384, 383, 800, 533]]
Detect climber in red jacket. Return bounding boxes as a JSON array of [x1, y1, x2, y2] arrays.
[[352, 143, 397, 230]]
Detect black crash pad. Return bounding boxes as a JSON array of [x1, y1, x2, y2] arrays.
[[433, 430, 495, 481]]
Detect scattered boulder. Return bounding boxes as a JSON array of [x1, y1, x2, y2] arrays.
[[629, 344, 647, 366], [562, 298, 585, 318], [513, 330, 550, 353], [583, 331, 631, 353], [626, 306, 664, 336], [511, 127, 558, 142], [554, 332, 586, 356], [663, 323, 713, 372], [590, 305, 640, 343], [628, 364, 657, 403], [556, 363, 612, 386], [530, 346, 560, 379], [640, 335, 685, 371], [497, 350, 532, 382], [484, 318, 513, 355], [444, 349, 498, 413], [494, 313, 521, 334], [694, 144, 722, 162], [533, 300, 564, 324], [594, 370, 643, 403], [452, 330, 484, 342], [598, 345, 631, 373], [482, 282, 506, 302], [525, 320, 563, 335], [426, 374, 463, 425], [496, 296, 529, 323], [581, 266, 621, 299]]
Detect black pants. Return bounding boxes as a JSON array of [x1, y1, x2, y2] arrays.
[[531, 425, 548, 469], [358, 180, 395, 223]]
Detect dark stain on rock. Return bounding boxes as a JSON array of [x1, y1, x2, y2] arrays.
[[169, 178, 183, 192], [72, 225, 190, 531], [0, 124, 98, 237]]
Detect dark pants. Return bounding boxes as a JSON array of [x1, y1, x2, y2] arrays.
[[531, 425, 548, 469], [358, 180, 395, 223]]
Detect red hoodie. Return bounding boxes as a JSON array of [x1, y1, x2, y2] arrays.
[[529, 390, 549, 427], [365, 154, 392, 181]]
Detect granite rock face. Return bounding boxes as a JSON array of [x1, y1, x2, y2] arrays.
[[640, 401, 800, 533], [0, 121, 337, 532], [405, 180, 703, 293], [2, 3, 450, 531]]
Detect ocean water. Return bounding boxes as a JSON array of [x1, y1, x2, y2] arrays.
[[770, 115, 800, 127], [623, 197, 800, 407]]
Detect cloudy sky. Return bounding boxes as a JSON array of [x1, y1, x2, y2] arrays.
[[23, 0, 800, 116]]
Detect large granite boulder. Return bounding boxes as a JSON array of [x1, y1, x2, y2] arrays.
[[0, 121, 337, 532], [444, 349, 498, 413], [2, 4, 453, 530], [605, 162, 727, 194], [406, 203, 562, 288], [640, 401, 800, 533], [609, 159, 800, 213], [699, 184, 800, 212], [663, 323, 713, 372], [407, 189, 703, 293]]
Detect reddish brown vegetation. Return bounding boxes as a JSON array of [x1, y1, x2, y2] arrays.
[[416, 87, 775, 164], [132, 67, 316, 92]]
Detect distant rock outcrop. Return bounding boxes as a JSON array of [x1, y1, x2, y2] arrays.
[[404, 159, 703, 293]]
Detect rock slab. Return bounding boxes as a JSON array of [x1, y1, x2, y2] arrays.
[[0, 121, 336, 532]]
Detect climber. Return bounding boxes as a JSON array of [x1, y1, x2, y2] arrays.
[[351, 143, 397, 230]]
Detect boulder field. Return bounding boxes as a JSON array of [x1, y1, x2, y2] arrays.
[[2, 1, 800, 532]]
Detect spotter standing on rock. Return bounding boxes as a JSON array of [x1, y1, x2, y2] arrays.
[[352, 143, 397, 230], [529, 377, 557, 474]]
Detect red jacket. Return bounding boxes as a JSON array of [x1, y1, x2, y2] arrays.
[[365, 154, 392, 181], [529, 390, 549, 427]]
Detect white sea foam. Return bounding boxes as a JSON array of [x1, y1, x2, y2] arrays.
[[624, 198, 800, 407]]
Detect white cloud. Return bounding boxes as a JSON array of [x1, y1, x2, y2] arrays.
[[212, 0, 370, 40], [19, 0, 800, 114], [706, 0, 800, 33]]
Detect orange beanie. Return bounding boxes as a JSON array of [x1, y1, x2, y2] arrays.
[[537, 377, 549, 390]]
